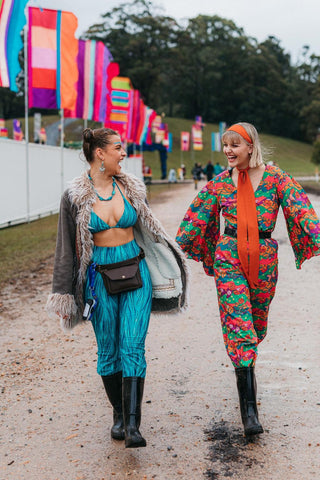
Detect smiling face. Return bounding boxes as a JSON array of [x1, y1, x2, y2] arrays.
[[95, 135, 127, 176], [223, 132, 253, 170]]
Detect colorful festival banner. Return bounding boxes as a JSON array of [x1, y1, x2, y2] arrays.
[[166, 132, 172, 152], [28, 7, 79, 110], [180, 131, 190, 151], [219, 121, 226, 138], [135, 99, 147, 145], [195, 115, 205, 129], [211, 132, 221, 152], [152, 115, 162, 133], [65, 39, 114, 121], [105, 75, 132, 139], [138, 106, 154, 145], [0, 0, 28, 91], [145, 109, 157, 145], [0, 118, 8, 137], [154, 122, 166, 144], [13, 118, 23, 140], [192, 125, 203, 151]]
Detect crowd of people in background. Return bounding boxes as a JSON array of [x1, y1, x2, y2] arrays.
[[191, 161, 226, 188], [166, 161, 226, 187]]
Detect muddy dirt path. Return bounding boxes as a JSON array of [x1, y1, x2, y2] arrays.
[[1, 182, 319, 480]]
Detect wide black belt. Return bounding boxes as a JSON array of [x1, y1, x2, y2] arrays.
[[224, 226, 272, 239]]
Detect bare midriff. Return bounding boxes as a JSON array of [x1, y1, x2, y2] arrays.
[[92, 227, 134, 247]]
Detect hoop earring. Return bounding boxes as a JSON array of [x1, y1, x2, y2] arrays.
[[99, 160, 105, 173]]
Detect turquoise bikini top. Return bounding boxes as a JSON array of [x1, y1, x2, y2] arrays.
[[88, 182, 137, 234]]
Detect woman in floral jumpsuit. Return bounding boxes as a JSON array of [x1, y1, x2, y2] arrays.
[[176, 122, 320, 436]]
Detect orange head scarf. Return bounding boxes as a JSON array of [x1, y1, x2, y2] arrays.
[[227, 124, 260, 288]]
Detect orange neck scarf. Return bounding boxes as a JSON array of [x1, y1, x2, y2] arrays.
[[237, 166, 260, 288]]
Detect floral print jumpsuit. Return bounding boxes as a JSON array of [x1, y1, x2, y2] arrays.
[[176, 165, 320, 367]]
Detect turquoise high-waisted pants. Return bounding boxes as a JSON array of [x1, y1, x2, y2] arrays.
[[84, 239, 152, 378]]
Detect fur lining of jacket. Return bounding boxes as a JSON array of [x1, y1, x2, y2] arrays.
[[46, 170, 189, 331]]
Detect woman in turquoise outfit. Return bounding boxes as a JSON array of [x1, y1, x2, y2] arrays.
[[47, 127, 188, 449]]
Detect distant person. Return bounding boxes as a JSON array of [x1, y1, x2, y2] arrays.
[[178, 164, 185, 181], [214, 162, 223, 175], [46, 127, 188, 449], [191, 162, 203, 189], [168, 168, 177, 183], [203, 161, 214, 181], [39, 127, 47, 144], [176, 122, 320, 437], [143, 165, 152, 185]]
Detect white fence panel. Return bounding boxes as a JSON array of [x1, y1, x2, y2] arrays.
[[0, 139, 142, 228]]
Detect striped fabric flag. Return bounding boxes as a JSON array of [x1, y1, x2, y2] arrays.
[[211, 132, 221, 152], [192, 125, 203, 151], [13, 118, 23, 140], [181, 131, 190, 151], [127, 89, 140, 143], [134, 98, 147, 145], [138, 107, 156, 146], [28, 7, 78, 110], [0, 0, 28, 91], [105, 76, 132, 139], [65, 39, 114, 122], [219, 121, 226, 138]]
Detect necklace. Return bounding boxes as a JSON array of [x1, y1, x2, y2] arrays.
[[88, 175, 116, 201]]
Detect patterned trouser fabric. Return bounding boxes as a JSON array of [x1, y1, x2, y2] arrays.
[[84, 239, 152, 378], [213, 235, 278, 367]]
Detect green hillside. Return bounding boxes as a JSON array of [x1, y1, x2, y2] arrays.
[[146, 117, 315, 178], [3, 115, 315, 177]]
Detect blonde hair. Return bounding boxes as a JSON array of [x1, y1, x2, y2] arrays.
[[222, 122, 264, 167]]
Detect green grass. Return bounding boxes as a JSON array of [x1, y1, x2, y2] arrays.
[[0, 214, 58, 288]]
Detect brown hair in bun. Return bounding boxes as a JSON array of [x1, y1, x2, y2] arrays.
[[82, 127, 119, 163]]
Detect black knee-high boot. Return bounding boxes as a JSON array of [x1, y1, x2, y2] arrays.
[[101, 371, 125, 440], [235, 367, 263, 436], [123, 377, 146, 448]]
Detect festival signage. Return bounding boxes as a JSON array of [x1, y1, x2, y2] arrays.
[[28, 7, 79, 110], [13, 119, 23, 141], [65, 40, 114, 122], [192, 125, 203, 151], [105, 76, 133, 139], [219, 121, 226, 138], [155, 122, 166, 144], [211, 132, 221, 152], [181, 131, 190, 151], [0, 0, 28, 91]]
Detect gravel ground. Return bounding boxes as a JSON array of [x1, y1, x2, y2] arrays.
[[1, 181, 319, 480]]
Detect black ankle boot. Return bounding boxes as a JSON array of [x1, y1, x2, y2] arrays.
[[235, 367, 264, 436], [123, 377, 146, 448], [101, 372, 124, 440]]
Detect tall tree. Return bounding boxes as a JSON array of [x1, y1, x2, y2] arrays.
[[84, 0, 179, 109]]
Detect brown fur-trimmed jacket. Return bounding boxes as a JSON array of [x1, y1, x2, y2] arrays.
[[46, 171, 189, 331]]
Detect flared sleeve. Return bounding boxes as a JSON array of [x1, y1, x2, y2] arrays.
[[275, 168, 320, 268], [176, 182, 220, 276]]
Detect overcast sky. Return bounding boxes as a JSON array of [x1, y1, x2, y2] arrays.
[[28, 0, 319, 63]]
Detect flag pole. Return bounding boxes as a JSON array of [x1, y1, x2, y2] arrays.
[[60, 108, 64, 194], [24, 18, 30, 222]]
